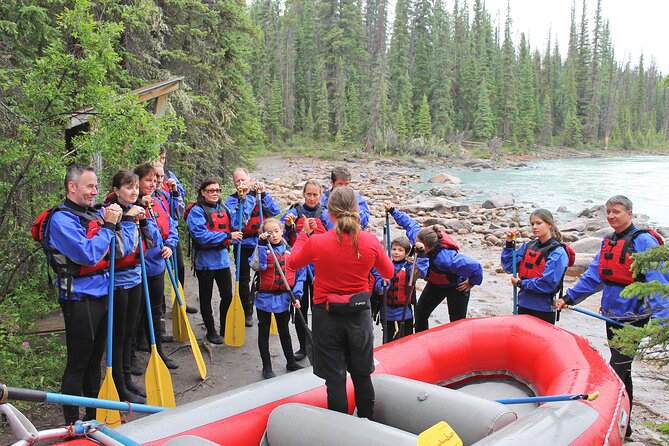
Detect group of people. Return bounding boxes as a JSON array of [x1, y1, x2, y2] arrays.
[[43, 157, 667, 439]]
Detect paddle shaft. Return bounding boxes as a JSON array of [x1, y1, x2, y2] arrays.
[[382, 283, 388, 343], [266, 243, 313, 359], [496, 392, 598, 405], [106, 236, 116, 368], [235, 198, 244, 281], [137, 225, 158, 345], [567, 305, 628, 327], [0, 384, 165, 414], [385, 211, 391, 256], [512, 239, 518, 315]]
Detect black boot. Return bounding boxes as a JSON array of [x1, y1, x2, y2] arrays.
[[205, 320, 223, 344], [262, 365, 276, 379], [157, 344, 178, 370], [125, 373, 146, 398], [130, 353, 143, 376], [293, 349, 306, 361], [286, 362, 304, 372], [117, 381, 146, 404]]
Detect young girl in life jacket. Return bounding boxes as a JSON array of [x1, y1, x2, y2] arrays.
[[253, 218, 305, 379], [501, 209, 569, 324], [280, 179, 330, 360], [413, 226, 483, 331]]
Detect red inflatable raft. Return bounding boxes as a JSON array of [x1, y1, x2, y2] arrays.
[[52, 315, 629, 446]]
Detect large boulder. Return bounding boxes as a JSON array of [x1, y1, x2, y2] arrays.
[[569, 236, 603, 253], [592, 227, 614, 239], [482, 193, 515, 209], [428, 173, 462, 184], [561, 218, 588, 232], [442, 219, 472, 232]]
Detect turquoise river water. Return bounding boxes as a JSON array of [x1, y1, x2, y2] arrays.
[[422, 155, 669, 227]]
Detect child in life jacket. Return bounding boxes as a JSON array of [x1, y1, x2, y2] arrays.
[[371, 231, 428, 343], [281, 179, 330, 360], [252, 218, 306, 379], [501, 209, 570, 324]]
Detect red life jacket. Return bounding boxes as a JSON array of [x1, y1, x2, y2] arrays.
[[259, 248, 296, 292], [598, 228, 664, 286], [32, 206, 110, 278], [424, 230, 460, 286], [387, 264, 413, 305], [154, 191, 171, 218], [288, 204, 328, 245], [150, 197, 171, 241], [518, 239, 574, 280], [191, 203, 232, 251], [242, 199, 272, 238], [114, 216, 149, 270]]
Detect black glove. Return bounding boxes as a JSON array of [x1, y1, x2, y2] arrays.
[[258, 237, 268, 246]]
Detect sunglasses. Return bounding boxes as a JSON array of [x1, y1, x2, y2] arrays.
[[204, 188, 221, 194]]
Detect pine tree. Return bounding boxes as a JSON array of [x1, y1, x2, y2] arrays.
[[474, 79, 494, 140], [499, 3, 517, 140], [314, 64, 331, 139], [388, 0, 413, 131], [430, 0, 454, 139], [415, 94, 433, 138]]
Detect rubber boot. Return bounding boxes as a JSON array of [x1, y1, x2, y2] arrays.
[[205, 320, 223, 344], [117, 380, 146, 404], [125, 372, 146, 398], [280, 325, 302, 371], [156, 341, 178, 369]]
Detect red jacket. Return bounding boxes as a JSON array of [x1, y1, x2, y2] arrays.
[[289, 230, 394, 304]]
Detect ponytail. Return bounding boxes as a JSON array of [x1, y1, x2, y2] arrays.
[[328, 186, 361, 257]]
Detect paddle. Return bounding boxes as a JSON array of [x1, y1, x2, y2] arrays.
[[171, 256, 189, 342], [384, 211, 391, 256], [0, 383, 166, 414], [266, 243, 314, 364], [97, 236, 120, 426], [512, 237, 518, 315], [566, 305, 629, 327], [165, 259, 207, 380], [137, 224, 176, 407], [225, 194, 246, 347], [496, 391, 599, 405], [258, 194, 278, 335], [396, 251, 419, 340], [382, 282, 388, 344]]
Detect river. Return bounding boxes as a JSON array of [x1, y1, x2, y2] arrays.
[[423, 155, 669, 227]]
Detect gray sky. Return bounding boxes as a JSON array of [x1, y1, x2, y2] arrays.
[[481, 0, 667, 73]]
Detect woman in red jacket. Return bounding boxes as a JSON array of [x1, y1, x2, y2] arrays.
[[289, 186, 394, 419]]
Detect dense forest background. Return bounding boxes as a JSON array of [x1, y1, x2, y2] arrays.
[[0, 0, 668, 397], [247, 0, 668, 151]]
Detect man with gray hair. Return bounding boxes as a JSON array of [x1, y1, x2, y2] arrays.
[[557, 195, 668, 439], [320, 166, 370, 229], [43, 165, 135, 424]]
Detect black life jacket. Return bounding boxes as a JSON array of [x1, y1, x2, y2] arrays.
[[32, 205, 110, 279]]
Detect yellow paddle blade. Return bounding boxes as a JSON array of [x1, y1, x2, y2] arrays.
[[172, 299, 189, 342], [270, 313, 278, 335], [96, 367, 121, 427], [224, 283, 245, 347], [179, 304, 208, 380], [417, 421, 462, 446], [145, 345, 176, 408], [170, 281, 177, 306]]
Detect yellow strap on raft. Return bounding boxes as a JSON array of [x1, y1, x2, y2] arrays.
[[417, 421, 463, 446]]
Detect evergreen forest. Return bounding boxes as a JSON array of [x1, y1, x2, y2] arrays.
[[247, 0, 668, 151]]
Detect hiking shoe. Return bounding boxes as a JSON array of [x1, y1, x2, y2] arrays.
[[206, 332, 224, 345], [245, 315, 253, 327], [186, 305, 198, 314], [262, 367, 276, 379], [293, 349, 306, 361], [136, 338, 150, 353], [286, 363, 304, 372], [625, 424, 633, 439]]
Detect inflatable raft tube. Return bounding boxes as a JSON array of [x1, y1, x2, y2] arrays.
[[50, 316, 628, 446]]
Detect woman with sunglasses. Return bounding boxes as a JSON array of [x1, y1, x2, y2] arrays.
[[187, 177, 243, 344]]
